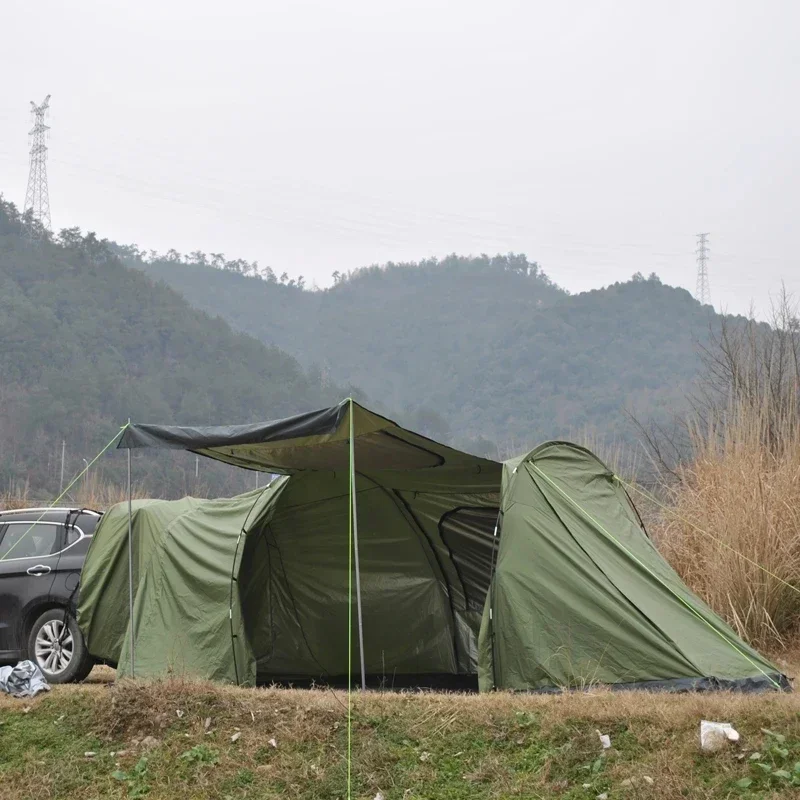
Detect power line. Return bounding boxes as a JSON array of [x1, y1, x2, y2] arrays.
[[0, 126, 697, 261], [1, 147, 695, 267], [24, 95, 52, 237], [695, 232, 711, 305]]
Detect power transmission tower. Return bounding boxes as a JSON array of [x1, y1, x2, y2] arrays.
[[24, 95, 52, 236], [695, 232, 711, 305]]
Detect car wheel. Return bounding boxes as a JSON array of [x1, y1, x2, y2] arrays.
[[27, 608, 93, 684]]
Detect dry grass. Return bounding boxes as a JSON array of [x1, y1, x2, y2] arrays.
[[3, 672, 800, 800], [0, 484, 35, 511], [72, 472, 149, 511], [0, 476, 148, 513], [654, 401, 800, 651], [572, 429, 642, 484]]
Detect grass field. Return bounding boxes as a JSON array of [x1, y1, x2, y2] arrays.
[[2, 664, 800, 800]]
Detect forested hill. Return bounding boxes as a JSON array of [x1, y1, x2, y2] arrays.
[[0, 200, 352, 498], [133, 250, 719, 455]]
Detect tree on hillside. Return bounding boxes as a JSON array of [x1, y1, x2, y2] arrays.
[[695, 287, 800, 450], [632, 288, 800, 481]]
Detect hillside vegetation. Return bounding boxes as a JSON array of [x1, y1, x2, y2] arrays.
[[0, 200, 349, 498], [134, 250, 722, 455]]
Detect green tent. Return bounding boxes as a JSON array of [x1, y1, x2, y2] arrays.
[[478, 442, 786, 692], [77, 400, 787, 691]]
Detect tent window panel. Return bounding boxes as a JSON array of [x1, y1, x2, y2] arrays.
[[439, 508, 499, 611]]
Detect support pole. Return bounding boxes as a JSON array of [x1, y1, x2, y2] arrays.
[[349, 399, 366, 690], [127, 441, 135, 677]]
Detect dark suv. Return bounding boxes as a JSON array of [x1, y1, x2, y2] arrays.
[[0, 507, 101, 683]]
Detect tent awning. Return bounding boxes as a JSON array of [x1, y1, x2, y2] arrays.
[[118, 399, 499, 475]]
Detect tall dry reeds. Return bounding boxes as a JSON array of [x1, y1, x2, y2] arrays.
[[0, 474, 148, 513], [0, 485, 33, 511], [655, 399, 800, 650], [70, 470, 149, 510], [642, 289, 800, 651]]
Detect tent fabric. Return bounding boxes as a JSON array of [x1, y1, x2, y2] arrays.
[[78, 401, 787, 692], [118, 400, 497, 475], [477, 442, 787, 692]]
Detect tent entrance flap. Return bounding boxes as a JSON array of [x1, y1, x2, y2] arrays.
[[232, 470, 490, 684]]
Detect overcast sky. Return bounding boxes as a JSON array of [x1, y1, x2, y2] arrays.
[[2, 0, 798, 317]]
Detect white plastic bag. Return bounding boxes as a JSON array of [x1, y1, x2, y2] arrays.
[[700, 720, 740, 751]]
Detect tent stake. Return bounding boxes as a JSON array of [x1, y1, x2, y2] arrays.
[[350, 399, 366, 690], [127, 440, 135, 678]]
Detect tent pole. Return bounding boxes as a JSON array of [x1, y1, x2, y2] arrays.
[[349, 399, 367, 690], [127, 440, 135, 678]]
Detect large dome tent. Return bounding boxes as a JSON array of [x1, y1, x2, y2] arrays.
[[77, 400, 788, 692]]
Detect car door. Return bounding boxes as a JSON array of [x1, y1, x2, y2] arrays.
[[0, 521, 64, 658]]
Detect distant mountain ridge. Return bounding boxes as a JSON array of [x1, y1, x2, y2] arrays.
[[130, 249, 719, 456]]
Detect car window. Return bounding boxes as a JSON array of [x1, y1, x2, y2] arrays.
[[65, 527, 81, 546], [0, 523, 62, 560]]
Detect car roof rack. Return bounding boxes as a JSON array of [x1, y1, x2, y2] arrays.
[[0, 506, 102, 516]]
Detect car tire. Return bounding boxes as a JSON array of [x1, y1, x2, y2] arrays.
[[27, 608, 93, 684]]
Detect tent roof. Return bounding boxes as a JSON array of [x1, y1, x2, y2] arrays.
[[119, 399, 500, 475]]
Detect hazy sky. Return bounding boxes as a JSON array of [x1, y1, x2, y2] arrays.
[[2, 0, 798, 317]]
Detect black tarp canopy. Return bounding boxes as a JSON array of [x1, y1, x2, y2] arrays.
[[119, 399, 498, 475]]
